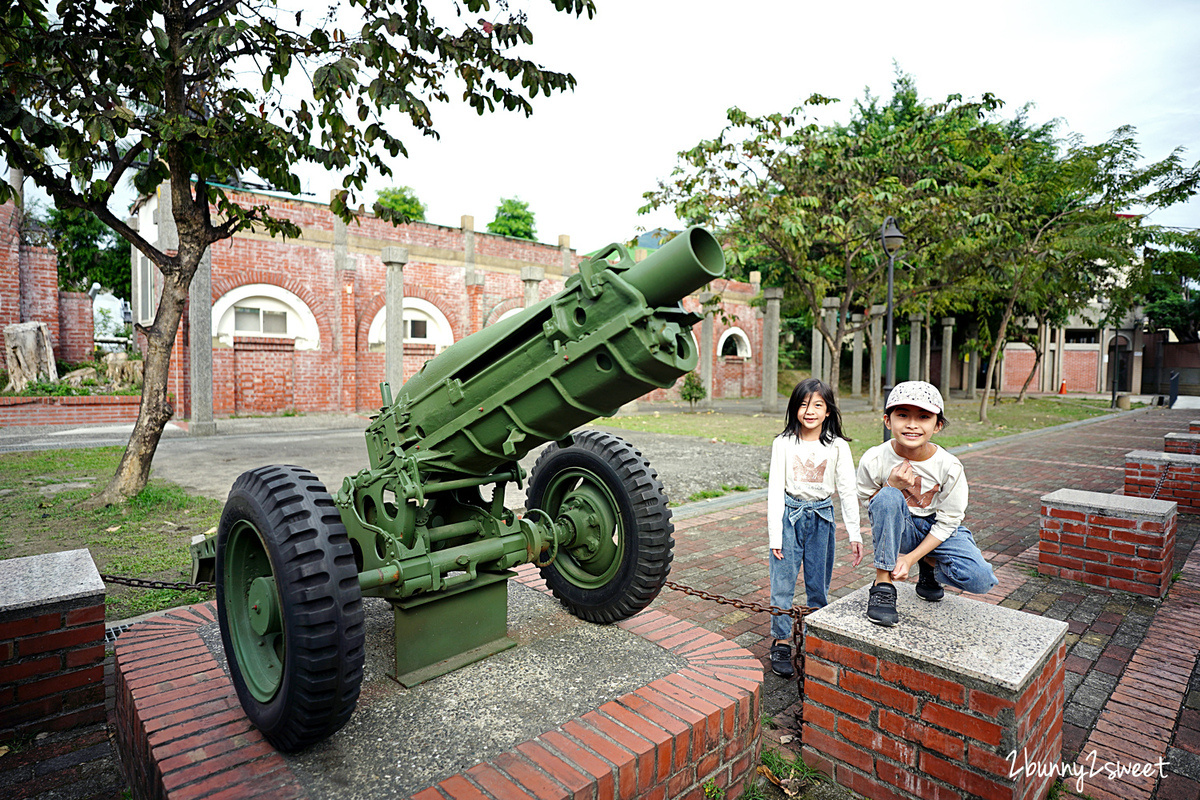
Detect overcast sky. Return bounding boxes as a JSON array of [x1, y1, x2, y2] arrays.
[[327, 0, 1200, 253], [12, 0, 1200, 256]]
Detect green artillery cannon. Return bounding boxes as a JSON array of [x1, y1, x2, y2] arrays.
[[193, 226, 725, 751]]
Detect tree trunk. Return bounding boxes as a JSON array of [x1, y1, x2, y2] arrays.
[[1017, 346, 1042, 404], [81, 269, 191, 508], [978, 294, 1018, 423], [3, 321, 58, 392]]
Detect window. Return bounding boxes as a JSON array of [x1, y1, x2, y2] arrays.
[[367, 298, 453, 353], [234, 306, 288, 335], [213, 285, 320, 349], [717, 327, 751, 359]]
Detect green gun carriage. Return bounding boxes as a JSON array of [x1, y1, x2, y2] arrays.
[[195, 226, 726, 751]]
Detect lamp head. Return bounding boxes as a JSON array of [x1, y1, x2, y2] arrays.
[[880, 217, 905, 255]]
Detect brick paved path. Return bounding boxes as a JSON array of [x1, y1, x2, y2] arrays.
[[639, 405, 1200, 800]]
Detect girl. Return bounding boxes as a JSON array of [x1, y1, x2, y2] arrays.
[[766, 378, 863, 678], [856, 381, 997, 627]]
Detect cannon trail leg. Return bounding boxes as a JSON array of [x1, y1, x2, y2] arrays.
[[216, 465, 365, 752], [526, 430, 673, 623]]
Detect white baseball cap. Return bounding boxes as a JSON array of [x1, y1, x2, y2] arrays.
[[885, 381, 944, 415]]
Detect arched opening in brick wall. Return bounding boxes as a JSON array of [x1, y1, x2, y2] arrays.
[[366, 297, 454, 354], [212, 284, 320, 349], [718, 327, 752, 359]]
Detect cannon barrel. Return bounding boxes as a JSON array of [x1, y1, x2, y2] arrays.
[[363, 226, 725, 477]]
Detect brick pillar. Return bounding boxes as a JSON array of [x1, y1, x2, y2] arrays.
[[462, 215, 477, 337], [699, 292, 714, 407], [188, 248, 216, 435], [908, 313, 923, 383], [850, 314, 864, 397], [940, 317, 955, 401], [0, 549, 106, 742], [382, 246, 409, 394], [870, 304, 885, 411], [559, 234, 573, 277], [521, 266, 544, 308], [338, 268, 357, 412], [762, 287, 782, 413]]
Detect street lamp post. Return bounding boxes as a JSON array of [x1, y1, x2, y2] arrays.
[[880, 216, 905, 441]]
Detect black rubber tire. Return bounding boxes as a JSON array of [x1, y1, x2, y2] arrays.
[[216, 465, 365, 752], [526, 430, 674, 622]]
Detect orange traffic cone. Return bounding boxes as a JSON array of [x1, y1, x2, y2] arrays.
[[1058, 380, 1067, 395]]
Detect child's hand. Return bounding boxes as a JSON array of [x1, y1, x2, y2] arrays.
[[771, 548, 783, 560], [888, 460, 916, 492], [849, 541, 863, 567], [892, 553, 914, 581]]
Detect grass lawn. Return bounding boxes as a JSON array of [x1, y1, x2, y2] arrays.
[[0, 447, 220, 621], [603, 395, 1122, 461]]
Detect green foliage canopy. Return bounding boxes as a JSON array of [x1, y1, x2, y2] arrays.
[[375, 185, 427, 222], [0, 0, 594, 503], [487, 196, 537, 240], [43, 207, 131, 299]]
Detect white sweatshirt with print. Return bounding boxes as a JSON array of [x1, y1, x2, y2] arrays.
[[767, 435, 862, 550], [855, 441, 968, 542]]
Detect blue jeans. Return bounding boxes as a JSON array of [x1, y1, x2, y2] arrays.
[[769, 495, 834, 640], [868, 487, 997, 594]]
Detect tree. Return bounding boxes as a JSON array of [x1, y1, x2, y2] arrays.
[[642, 80, 1005, 393], [43, 207, 132, 298], [679, 370, 705, 410], [375, 185, 426, 222], [966, 124, 1199, 420], [487, 196, 537, 240], [0, 0, 594, 505]]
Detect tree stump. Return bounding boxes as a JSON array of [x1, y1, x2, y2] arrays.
[[3, 322, 58, 392]]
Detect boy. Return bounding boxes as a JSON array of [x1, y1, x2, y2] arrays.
[[856, 381, 997, 626]]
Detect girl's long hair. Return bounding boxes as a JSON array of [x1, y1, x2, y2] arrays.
[[781, 378, 851, 445]]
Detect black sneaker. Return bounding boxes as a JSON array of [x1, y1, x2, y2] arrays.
[[916, 560, 945, 602], [769, 643, 794, 678], [867, 582, 899, 626]]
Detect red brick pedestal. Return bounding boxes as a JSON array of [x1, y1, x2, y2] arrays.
[[115, 568, 762, 800], [1124, 449, 1200, 515], [1039, 488, 1177, 598], [802, 583, 1067, 800], [0, 549, 107, 741]]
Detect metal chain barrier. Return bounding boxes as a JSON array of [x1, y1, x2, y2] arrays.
[[100, 574, 214, 592], [1150, 438, 1199, 500], [664, 579, 813, 692]]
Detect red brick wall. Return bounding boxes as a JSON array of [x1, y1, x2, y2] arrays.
[[1062, 349, 1099, 392], [0, 395, 142, 426], [57, 291, 94, 364], [1003, 348, 1039, 393], [0, 202, 20, 330], [148, 193, 761, 418], [803, 633, 1064, 800], [1038, 491, 1176, 597], [18, 242, 59, 346], [1125, 450, 1200, 515], [0, 586, 106, 742]]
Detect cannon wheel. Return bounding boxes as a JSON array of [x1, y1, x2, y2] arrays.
[[526, 430, 673, 623], [216, 465, 364, 752]]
